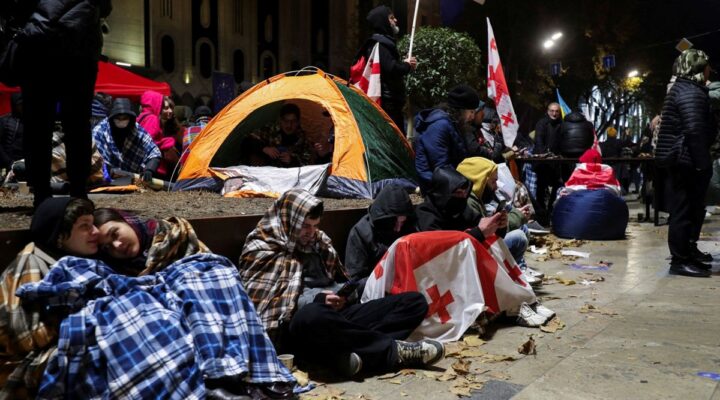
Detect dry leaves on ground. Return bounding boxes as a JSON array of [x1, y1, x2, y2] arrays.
[[540, 317, 566, 333], [579, 303, 618, 316], [300, 386, 345, 400], [517, 336, 537, 356]]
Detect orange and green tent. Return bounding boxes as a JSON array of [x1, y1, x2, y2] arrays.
[[176, 69, 417, 198]]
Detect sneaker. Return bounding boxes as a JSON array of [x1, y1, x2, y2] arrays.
[[531, 301, 555, 320], [336, 352, 363, 377], [527, 221, 550, 235], [395, 339, 445, 367], [523, 266, 545, 280], [515, 303, 548, 327], [523, 271, 543, 288]]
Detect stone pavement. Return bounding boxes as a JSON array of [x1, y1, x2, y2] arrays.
[[299, 198, 720, 400]]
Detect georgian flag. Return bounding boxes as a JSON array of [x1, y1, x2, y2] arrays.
[[353, 43, 382, 105], [361, 231, 536, 342], [563, 163, 623, 197], [487, 18, 519, 147]]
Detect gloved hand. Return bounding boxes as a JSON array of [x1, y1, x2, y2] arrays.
[[142, 169, 154, 182]]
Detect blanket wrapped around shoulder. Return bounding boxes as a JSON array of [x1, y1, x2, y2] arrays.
[[140, 217, 210, 276]]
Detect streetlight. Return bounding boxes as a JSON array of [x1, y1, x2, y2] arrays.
[[542, 31, 563, 50], [551, 32, 563, 41], [627, 70, 639, 78], [543, 40, 555, 49]]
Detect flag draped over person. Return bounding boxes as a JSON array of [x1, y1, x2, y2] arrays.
[[362, 231, 536, 342], [351, 43, 382, 104], [487, 18, 519, 147]]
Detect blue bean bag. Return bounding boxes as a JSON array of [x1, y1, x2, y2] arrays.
[[552, 190, 629, 240]]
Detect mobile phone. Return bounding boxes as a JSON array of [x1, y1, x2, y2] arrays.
[[494, 200, 507, 215], [335, 281, 359, 297]]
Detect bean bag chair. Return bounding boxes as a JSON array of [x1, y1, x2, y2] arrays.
[[560, 112, 594, 158], [552, 189, 628, 240]]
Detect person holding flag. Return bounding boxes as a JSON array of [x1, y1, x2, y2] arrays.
[[352, 6, 417, 134]]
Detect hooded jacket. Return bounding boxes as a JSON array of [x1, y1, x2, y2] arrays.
[[534, 114, 562, 154], [345, 184, 416, 287], [414, 109, 469, 190], [137, 91, 175, 175], [416, 167, 481, 233], [0, 93, 23, 169], [560, 112, 594, 157], [362, 6, 411, 109]]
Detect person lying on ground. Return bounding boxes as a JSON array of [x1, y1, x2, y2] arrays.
[[18, 228, 296, 399], [93, 208, 209, 276], [0, 197, 99, 399], [92, 98, 161, 180], [241, 103, 312, 167], [457, 157, 544, 287], [238, 189, 444, 377]]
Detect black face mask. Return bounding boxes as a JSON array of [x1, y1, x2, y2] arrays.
[[445, 197, 467, 216]]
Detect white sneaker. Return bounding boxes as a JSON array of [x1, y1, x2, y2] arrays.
[[523, 271, 543, 287], [523, 266, 545, 280], [531, 301, 555, 320], [395, 339, 445, 367], [515, 303, 547, 327]]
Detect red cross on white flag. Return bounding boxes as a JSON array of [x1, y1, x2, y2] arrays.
[[487, 18, 518, 147]]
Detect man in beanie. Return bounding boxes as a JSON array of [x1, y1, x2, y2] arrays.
[[414, 84, 478, 191], [358, 5, 417, 134], [0, 197, 98, 398], [656, 48, 715, 277], [92, 98, 161, 181]]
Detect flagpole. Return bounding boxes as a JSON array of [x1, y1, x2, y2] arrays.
[[407, 0, 421, 58]]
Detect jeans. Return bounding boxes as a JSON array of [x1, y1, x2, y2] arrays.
[[504, 226, 529, 268]]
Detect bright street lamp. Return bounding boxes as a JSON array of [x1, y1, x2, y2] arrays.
[[543, 40, 555, 49], [627, 70, 639, 78], [551, 32, 563, 40]]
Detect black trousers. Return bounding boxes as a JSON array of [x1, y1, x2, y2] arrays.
[[667, 167, 712, 263], [288, 292, 427, 371], [534, 164, 562, 225], [21, 60, 98, 207], [382, 103, 406, 137]]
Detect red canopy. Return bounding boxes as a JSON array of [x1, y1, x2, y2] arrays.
[[0, 61, 171, 114]]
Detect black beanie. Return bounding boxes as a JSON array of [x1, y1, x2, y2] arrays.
[[447, 84, 480, 110], [30, 197, 74, 252]]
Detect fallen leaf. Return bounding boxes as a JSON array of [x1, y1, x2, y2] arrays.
[[459, 348, 487, 358], [437, 373, 458, 382], [579, 303, 596, 313], [400, 392, 408, 397], [518, 336, 537, 355], [376, 371, 401, 380], [555, 276, 577, 286], [399, 369, 416, 376], [480, 354, 515, 363], [463, 336, 486, 347], [452, 359, 472, 375], [292, 370, 310, 387], [445, 342, 465, 357], [540, 317, 566, 333], [422, 371, 443, 379], [485, 370, 511, 380], [387, 379, 403, 385], [450, 385, 473, 397]]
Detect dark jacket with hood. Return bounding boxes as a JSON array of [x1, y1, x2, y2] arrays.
[[0, 93, 23, 169], [559, 112, 594, 158], [345, 184, 417, 289], [363, 6, 411, 111], [415, 109, 469, 190], [534, 114, 562, 154], [657, 77, 715, 170], [416, 167, 482, 235]]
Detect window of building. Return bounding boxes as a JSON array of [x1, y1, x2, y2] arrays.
[[233, 50, 245, 83], [162, 0, 173, 18], [199, 42, 213, 79], [200, 0, 211, 29], [161, 35, 175, 73], [233, 0, 243, 34]]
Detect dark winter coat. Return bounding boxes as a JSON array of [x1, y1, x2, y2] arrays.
[[0, 93, 23, 169], [414, 109, 469, 190], [559, 112, 594, 158], [600, 136, 622, 158], [416, 167, 481, 233], [364, 6, 411, 111], [656, 77, 715, 170], [534, 114, 562, 154], [345, 184, 416, 289]]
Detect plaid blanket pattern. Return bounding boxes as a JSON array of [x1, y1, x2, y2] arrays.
[[239, 189, 347, 337], [17, 253, 294, 399], [92, 119, 161, 174]]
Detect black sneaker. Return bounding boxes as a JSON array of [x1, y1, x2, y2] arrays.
[[395, 339, 444, 368], [527, 221, 550, 235]]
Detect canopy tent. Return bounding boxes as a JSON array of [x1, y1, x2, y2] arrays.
[[0, 61, 171, 114], [176, 69, 418, 199]]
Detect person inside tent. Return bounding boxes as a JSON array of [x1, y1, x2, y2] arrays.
[[0, 197, 99, 399], [92, 98, 161, 180], [242, 103, 312, 167], [238, 189, 444, 377], [457, 157, 543, 287]]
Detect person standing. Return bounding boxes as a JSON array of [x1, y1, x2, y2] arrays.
[[14, 0, 112, 208], [362, 5, 417, 134], [532, 102, 563, 225], [656, 49, 715, 277]]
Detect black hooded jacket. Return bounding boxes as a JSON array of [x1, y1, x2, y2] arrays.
[[362, 6, 411, 110], [415, 167, 482, 233], [345, 184, 417, 286], [0, 93, 23, 169]]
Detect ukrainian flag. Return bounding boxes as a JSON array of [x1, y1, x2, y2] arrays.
[[556, 89, 572, 119]]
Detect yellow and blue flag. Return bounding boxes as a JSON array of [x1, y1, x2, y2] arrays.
[[556, 89, 571, 119]]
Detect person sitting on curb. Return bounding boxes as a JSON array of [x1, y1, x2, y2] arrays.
[[0, 197, 99, 399], [238, 189, 444, 377]]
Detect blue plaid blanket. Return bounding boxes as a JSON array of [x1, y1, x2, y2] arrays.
[[17, 253, 295, 399], [92, 119, 161, 174]]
